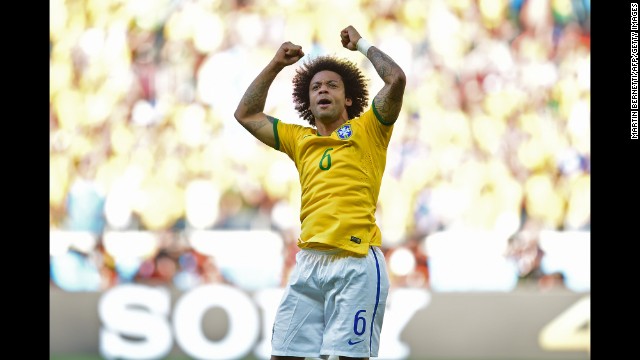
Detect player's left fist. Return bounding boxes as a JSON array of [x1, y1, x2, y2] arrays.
[[340, 25, 362, 51]]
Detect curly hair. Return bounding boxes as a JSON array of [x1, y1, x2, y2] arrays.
[[292, 55, 369, 127]]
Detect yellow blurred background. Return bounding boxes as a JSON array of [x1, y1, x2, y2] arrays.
[[50, 0, 590, 292]]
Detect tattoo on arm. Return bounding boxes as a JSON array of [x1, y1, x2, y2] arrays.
[[369, 48, 396, 82], [369, 47, 406, 123], [241, 80, 270, 114], [374, 87, 404, 122], [240, 115, 275, 136]]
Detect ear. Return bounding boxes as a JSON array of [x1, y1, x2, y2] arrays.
[[345, 97, 352, 107]]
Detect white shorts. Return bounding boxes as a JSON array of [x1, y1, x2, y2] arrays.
[[271, 246, 390, 358]]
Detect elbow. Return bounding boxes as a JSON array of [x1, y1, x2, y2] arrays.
[[395, 69, 407, 88], [386, 68, 406, 89], [234, 108, 245, 124]]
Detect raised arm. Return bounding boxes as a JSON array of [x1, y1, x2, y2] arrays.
[[341, 26, 406, 124], [234, 42, 304, 148]]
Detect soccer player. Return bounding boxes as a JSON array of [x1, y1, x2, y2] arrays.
[[234, 25, 406, 360]]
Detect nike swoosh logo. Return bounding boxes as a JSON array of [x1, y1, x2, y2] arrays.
[[348, 339, 364, 345]]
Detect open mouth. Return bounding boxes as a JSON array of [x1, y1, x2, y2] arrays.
[[318, 99, 332, 106]]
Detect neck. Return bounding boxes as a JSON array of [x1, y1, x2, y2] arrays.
[[315, 115, 348, 136]]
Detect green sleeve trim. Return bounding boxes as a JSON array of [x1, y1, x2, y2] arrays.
[[273, 118, 280, 150], [371, 100, 394, 126]]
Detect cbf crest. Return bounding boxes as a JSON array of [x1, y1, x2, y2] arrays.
[[336, 124, 353, 140]]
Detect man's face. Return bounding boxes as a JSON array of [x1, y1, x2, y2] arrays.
[[309, 70, 352, 123]]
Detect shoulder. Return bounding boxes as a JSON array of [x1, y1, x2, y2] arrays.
[[352, 103, 395, 147], [276, 120, 316, 150], [351, 103, 392, 127], [277, 120, 314, 136]]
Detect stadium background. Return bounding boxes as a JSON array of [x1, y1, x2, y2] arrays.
[[49, 0, 590, 359]]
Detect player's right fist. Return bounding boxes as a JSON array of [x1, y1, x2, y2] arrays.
[[273, 42, 304, 67]]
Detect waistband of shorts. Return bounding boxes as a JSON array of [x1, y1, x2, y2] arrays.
[[300, 246, 377, 258]]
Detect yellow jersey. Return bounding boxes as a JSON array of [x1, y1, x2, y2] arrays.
[[274, 103, 394, 255]]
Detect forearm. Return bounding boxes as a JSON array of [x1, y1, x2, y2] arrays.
[[366, 46, 406, 88], [234, 61, 284, 120]]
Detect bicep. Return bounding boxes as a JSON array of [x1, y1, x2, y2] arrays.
[[237, 113, 277, 148], [373, 81, 405, 125]]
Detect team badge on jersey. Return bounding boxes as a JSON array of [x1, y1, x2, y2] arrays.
[[336, 124, 353, 140]]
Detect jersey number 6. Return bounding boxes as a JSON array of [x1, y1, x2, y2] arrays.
[[319, 148, 334, 171]]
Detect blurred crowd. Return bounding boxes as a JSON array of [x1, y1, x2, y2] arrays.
[[50, 0, 590, 292]]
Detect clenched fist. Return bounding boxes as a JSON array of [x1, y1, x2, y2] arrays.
[[340, 25, 363, 51], [272, 42, 304, 67]]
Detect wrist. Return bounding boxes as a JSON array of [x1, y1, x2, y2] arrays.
[[356, 37, 372, 56]]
